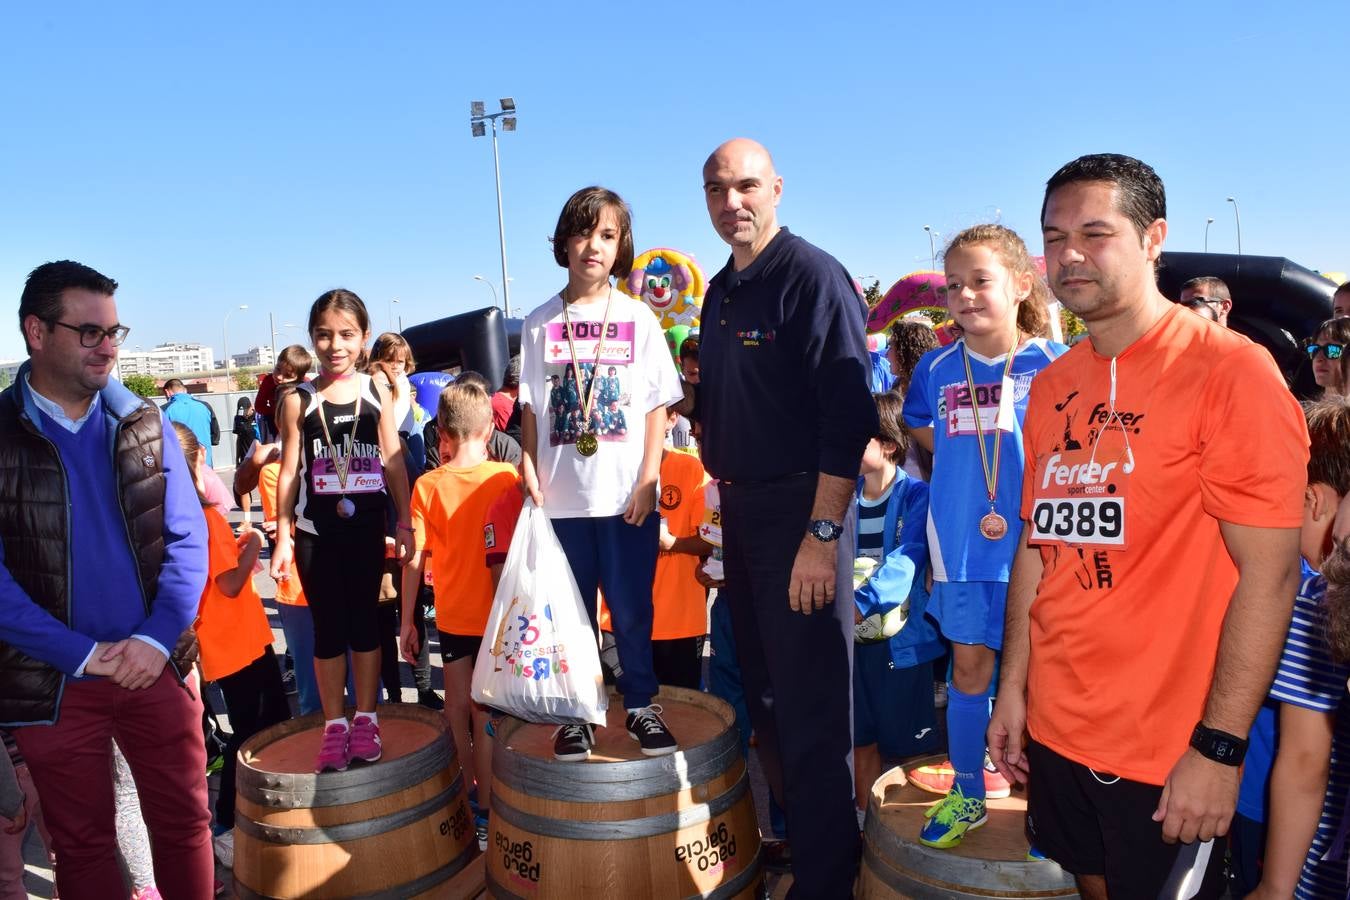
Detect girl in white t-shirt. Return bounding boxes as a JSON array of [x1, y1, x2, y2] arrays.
[[519, 186, 685, 762]]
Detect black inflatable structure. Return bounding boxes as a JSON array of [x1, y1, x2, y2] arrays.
[[402, 307, 512, 392], [1157, 251, 1336, 392]]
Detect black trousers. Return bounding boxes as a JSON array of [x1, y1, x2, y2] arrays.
[[721, 475, 858, 899], [215, 646, 290, 828]]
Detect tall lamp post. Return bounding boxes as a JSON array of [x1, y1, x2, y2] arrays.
[[473, 274, 499, 310], [471, 98, 517, 318], [388, 297, 401, 333], [1226, 197, 1242, 256], [923, 225, 938, 271], [223, 304, 248, 386], [1204, 217, 1214, 253]]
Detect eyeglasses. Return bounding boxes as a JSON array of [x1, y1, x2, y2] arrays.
[[49, 321, 131, 348], [1307, 342, 1345, 361], [1181, 297, 1223, 309]]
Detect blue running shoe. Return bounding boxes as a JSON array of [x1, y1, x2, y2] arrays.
[[918, 785, 988, 849]]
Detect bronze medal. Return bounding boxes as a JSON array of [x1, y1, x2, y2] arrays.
[[979, 511, 1008, 541], [576, 432, 599, 457]]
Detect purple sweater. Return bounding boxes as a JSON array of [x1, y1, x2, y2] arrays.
[[0, 375, 207, 676]]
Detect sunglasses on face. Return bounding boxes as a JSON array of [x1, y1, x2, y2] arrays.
[[1307, 343, 1345, 361], [1181, 297, 1222, 309]]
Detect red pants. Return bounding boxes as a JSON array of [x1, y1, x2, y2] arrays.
[[15, 669, 213, 900]]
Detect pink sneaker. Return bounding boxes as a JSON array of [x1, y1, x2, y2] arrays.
[[314, 723, 350, 773], [348, 716, 382, 764]]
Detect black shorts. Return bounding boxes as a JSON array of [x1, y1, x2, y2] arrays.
[[1025, 740, 1226, 899], [438, 632, 483, 665]]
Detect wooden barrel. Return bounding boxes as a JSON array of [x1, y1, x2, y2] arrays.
[[857, 762, 1078, 899], [486, 687, 762, 899], [233, 705, 481, 899]]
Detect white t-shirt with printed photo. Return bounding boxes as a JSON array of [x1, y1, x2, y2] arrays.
[[519, 288, 684, 518]]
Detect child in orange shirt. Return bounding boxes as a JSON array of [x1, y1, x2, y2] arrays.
[[173, 424, 289, 849], [400, 380, 517, 848]]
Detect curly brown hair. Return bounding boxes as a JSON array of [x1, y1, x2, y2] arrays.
[[945, 224, 1051, 338], [887, 319, 940, 394]]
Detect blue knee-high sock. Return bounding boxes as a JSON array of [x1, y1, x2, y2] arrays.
[[946, 683, 992, 801]]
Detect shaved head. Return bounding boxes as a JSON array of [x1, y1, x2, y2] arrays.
[[703, 138, 777, 181], [702, 138, 783, 267]]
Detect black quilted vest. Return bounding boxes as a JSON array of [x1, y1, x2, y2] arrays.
[[0, 383, 169, 725]]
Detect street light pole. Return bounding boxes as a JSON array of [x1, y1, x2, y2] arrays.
[[269, 311, 277, 360], [1204, 217, 1214, 253], [471, 98, 517, 318], [473, 274, 499, 311], [923, 225, 937, 271], [388, 297, 400, 333], [1226, 197, 1242, 256], [222, 304, 248, 386]]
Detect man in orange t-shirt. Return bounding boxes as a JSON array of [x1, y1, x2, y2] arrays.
[[987, 154, 1308, 900]]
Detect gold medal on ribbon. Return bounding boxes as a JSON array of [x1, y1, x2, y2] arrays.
[[962, 338, 1019, 541], [560, 288, 616, 462]]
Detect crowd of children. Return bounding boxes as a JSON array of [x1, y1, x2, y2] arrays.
[[8, 189, 1349, 900]]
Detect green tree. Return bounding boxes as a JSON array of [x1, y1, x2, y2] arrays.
[[0, 370, 10, 390], [863, 279, 883, 309], [1060, 306, 1087, 343], [235, 371, 259, 391], [122, 373, 159, 397]]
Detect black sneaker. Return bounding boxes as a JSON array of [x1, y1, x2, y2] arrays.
[[552, 724, 595, 761], [625, 705, 678, 756], [417, 689, 444, 711]]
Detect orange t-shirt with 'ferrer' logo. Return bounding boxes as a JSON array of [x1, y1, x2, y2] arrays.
[[1019, 306, 1308, 785]]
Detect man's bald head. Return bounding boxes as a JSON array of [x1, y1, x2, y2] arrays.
[[702, 138, 783, 266], [703, 138, 777, 181]]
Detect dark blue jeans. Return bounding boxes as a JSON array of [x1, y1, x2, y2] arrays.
[[552, 513, 660, 710]]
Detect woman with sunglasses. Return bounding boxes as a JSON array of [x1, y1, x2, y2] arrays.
[[1307, 317, 1350, 399]]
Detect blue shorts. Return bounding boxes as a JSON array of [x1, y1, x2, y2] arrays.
[[853, 644, 939, 758], [927, 580, 1007, 650]]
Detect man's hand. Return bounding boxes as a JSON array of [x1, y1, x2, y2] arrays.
[[400, 619, 421, 664], [84, 641, 123, 677], [788, 536, 836, 614], [1152, 747, 1238, 843], [623, 477, 658, 527], [102, 639, 168, 691], [988, 692, 1031, 786], [521, 472, 544, 508]]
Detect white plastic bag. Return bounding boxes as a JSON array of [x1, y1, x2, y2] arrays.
[[471, 501, 608, 726]]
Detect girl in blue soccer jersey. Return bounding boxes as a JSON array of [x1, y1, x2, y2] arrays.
[[901, 224, 1067, 849]]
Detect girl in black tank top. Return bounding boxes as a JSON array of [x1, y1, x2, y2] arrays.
[[271, 290, 413, 774]]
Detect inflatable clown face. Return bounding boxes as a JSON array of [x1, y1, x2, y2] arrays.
[[621, 248, 705, 330]]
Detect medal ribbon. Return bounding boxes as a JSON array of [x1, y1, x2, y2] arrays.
[[315, 382, 364, 496], [560, 288, 616, 440], [961, 338, 1019, 510]]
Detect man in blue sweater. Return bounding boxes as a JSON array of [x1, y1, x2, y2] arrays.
[[0, 261, 214, 899]]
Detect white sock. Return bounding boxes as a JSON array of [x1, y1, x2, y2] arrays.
[[326, 717, 349, 731], [356, 710, 378, 726]]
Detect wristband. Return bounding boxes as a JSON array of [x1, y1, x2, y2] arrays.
[[1189, 722, 1248, 766], [397, 522, 414, 533]]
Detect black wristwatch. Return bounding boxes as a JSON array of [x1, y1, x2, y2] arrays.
[[1189, 722, 1248, 766], [807, 519, 843, 543]]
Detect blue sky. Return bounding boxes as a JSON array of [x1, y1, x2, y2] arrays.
[[1, 1, 1345, 363]]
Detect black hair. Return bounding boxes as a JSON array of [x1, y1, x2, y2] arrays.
[[1041, 153, 1166, 241], [19, 260, 118, 353]]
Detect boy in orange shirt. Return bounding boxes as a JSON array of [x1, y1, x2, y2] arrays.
[[400, 380, 517, 848], [174, 423, 289, 861]]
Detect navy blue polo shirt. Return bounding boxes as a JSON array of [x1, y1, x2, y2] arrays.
[[699, 228, 878, 483]]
